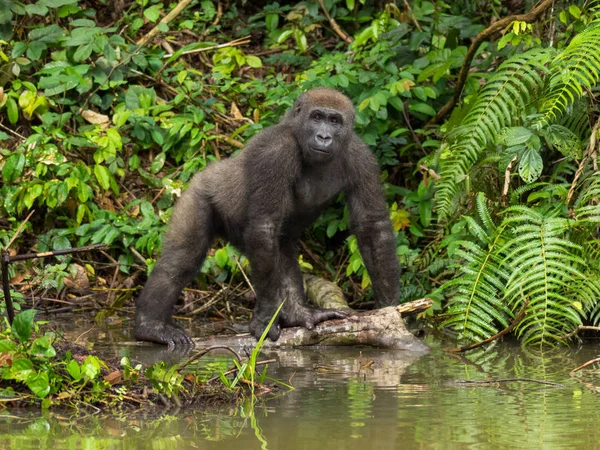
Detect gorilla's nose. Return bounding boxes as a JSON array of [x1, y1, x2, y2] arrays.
[[316, 133, 332, 147]]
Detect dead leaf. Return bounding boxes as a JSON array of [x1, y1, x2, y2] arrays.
[[82, 110, 110, 128], [230, 102, 244, 120], [64, 263, 90, 292], [103, 370, 123, 385]]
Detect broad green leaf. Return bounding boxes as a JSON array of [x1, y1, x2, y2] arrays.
[[569, 5, 581, 19], [266, 14, 279, 31], [73, 43, 93, 62], [27, 372, 50, 398], [144, 5, 161, 22], [12, 309, 37, 343], [39, 0, 77, 7], [26, 41, 46, 60], [518, 147, 543, 183], [276, 29, 293, 44], [31, 336, 56, 358], [2, 152, 25, 184], [0, 340, 15, 351], [67, 359, 81, 380], [409, 102, 436, 116], [6, 97, 18, 124], [245, 55, 262, 68], [94, 164, 111, 190], [214, 248, 228, 268]]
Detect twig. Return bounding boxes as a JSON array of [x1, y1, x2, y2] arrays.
[[570, 357, 600, 376], [426, 0, 555, 127], [136, 0, 194, 46], [403, 0, 422, 32], [445, 299, 529, 353], [317, 0, 353, 45], [1, 242, 107, 325], [2, 210, 35, 324], [563, 325, 600, 339], [0, 121, 26, 140], [179, 345, 242, 369], [502, 154, 518, 196], [162, 36, 251, 58], [5, 210, 35, 250], [5, 243, 108, 263], [456, 378, 563, 387], [402, 101, 423, 152], [567, 115, 600, 206], [234, 257, 255, 295]]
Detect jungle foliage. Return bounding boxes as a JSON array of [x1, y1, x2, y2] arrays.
[[0, 0, 599, 347]]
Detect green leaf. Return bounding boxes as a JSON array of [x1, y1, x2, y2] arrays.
[[149, 152, 166, 174], [326, 220, 339, 238], [39, 0, 77, 7], [294, 30, 307, 53], [2, 153, 25, 184], [266, 14, 279, 31], [6, 97, 18, 124], [346, 0, 355, 10], [27, 372, 50, 398], [94, 164, 111, 190], [31, 336, 56, 358], [569, 5, 581, 19], [73, 43, 93, 62], [409, 102, 436, 116], [12, 309, 37, 343], [518, 147, 543, 183], [0, 340, 16, 351], [26, 40, 47, 60], [277, 29, 293, 44], [144, 5, 161, 22], [245, 55, 262, 68], [67, 359, 81, 380], [214, 248, 228, 268]]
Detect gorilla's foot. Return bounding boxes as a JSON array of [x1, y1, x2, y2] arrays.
[[134, 319, 194, 349], [281, 305, 348, 331]]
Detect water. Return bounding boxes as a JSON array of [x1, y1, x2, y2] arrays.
[[2, 320, 600, 449]]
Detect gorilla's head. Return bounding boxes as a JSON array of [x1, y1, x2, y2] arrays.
[[291, 88, 355, 164]]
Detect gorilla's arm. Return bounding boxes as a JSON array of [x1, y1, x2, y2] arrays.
[[346, 143, 401, 307]]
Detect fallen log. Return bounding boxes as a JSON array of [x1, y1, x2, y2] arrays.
[[193, 301, 432, 353]]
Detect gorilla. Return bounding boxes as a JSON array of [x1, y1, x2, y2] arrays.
[[134, 87, 401, 347]]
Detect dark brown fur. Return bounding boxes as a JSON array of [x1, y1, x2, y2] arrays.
[[134, 88, 401, 347]]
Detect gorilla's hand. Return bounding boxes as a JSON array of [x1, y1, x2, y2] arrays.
[[249, 313, 282, 341], [134, 319, 194, 349]]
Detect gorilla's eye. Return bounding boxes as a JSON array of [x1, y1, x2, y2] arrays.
[[312, 112, 323, 122], [330, 116, 340, 125]]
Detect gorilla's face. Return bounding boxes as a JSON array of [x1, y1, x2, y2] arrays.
[[296, 106, 350, 165]]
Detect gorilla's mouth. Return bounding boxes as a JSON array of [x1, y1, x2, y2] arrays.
[[310, 146, 330, 154]]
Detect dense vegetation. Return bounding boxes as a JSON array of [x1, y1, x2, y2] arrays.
[[1, 0, 599, 348]]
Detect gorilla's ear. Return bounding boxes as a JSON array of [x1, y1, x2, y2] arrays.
[[293, 95, 305, 117]]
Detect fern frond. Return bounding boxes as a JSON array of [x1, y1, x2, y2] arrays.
[[436, 49, 554, 220], [439, 197, 512, 341], [574, 171, 600, 222], [501, 208, 585, 346], [537, 21, 600, 127]]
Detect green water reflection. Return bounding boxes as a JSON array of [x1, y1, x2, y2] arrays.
[[2, 338, 600, 449]]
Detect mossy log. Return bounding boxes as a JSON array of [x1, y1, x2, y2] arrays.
[[194, 302, 431, 353]]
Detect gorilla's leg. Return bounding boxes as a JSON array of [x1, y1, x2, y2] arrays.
[[245, 221, 284, 341], [248, 235, 346, 340], [135, 188, 213, 347], [277, 239, 347, 331]]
